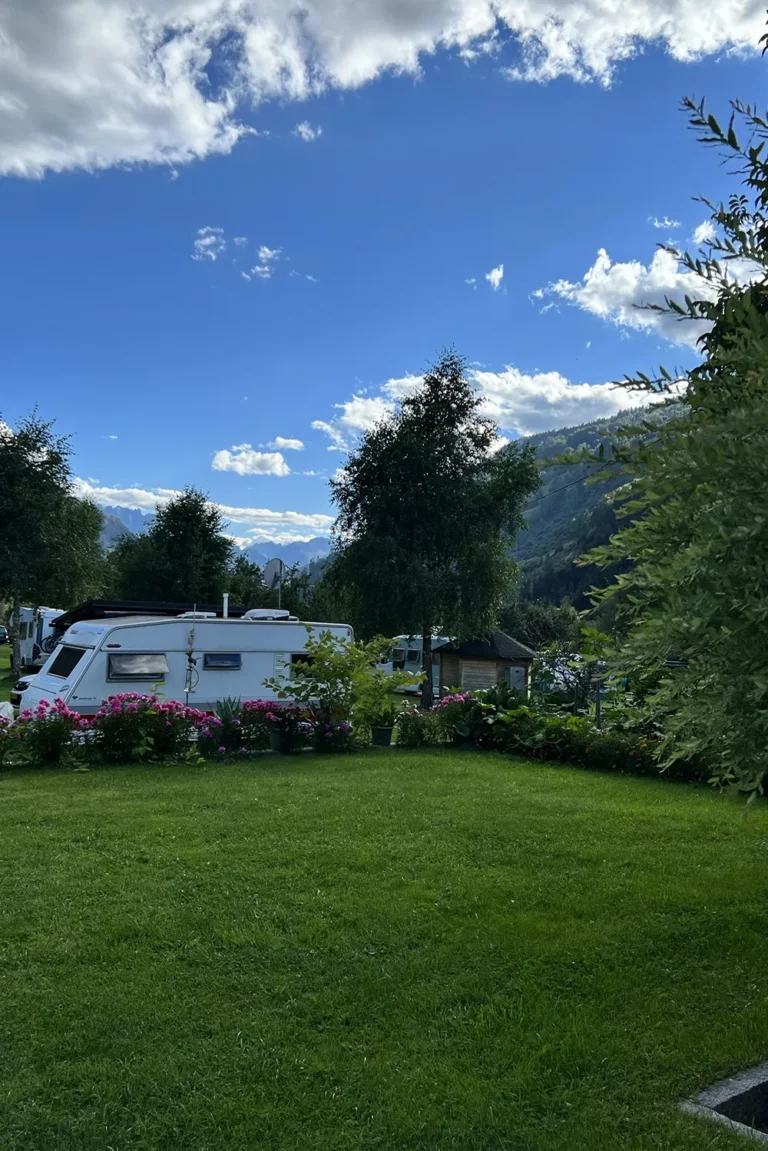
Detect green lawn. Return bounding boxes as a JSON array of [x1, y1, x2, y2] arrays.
[[0, 642, 12, 702], [1, 751, 766, 1150]]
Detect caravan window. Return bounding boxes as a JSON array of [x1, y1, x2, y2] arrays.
[[203, 653, 242, 670], [407, 648, 420, 664], [48, 646, 86, 679], [108, 653, 169, 681], [19, 623, 28, 641], [392, 647, 406, 668]]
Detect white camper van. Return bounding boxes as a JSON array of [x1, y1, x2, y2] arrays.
[[21, 609, 353, 716], [380, 634, 451, 695], [17, 606, 63, 670]]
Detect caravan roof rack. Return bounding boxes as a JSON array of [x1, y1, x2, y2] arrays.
[[51, 599, 248, 635]]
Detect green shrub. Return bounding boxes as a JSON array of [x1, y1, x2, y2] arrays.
[[431, 694, 476, 743], [312, 719, 356, 754], [211, 698, 271, 755], [265, 705, 309, 754], [395, 703, 438, 748], [12, 699, 84, 765]]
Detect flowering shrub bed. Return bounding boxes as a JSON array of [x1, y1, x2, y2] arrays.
[[0, 691, 365, 768], [394, 702, 437, 748], [12, 699, 84, 765], [426, 691, 710, 783], [312, 718, 355, 754], [265, 705, 310, 754], [88, 694, 209, 764], [0, 714, 13, 766]]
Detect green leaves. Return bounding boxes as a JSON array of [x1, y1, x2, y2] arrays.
[[327, 351, 540, 660], [582, 84, 768, 795]]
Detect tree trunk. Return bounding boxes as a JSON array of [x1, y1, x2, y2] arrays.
[[10, 596, 21, 677], [420, 630, 434, 710]]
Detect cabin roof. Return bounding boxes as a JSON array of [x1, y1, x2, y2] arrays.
[[433, 631, 536, 662]]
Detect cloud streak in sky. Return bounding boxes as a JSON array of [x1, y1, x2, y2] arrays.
[[1, 0, 763, 177]]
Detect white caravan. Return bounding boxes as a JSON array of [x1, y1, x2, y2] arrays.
[[380, 634, 451, 695], [17, 606, 64, 670], [20, 609, 353, 716]]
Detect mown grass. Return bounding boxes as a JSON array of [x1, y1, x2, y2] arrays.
[[0, 750, 767, 1150], [0, 642, 13, 702]]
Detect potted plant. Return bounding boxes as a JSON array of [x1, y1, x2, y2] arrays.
[[265, 705, 307, 754], [352, 671, 403, 746], [264, 631, 422, 751], [370, 703, 399, 746]]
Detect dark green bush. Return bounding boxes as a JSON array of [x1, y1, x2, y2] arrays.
[[395, 703, 438, 748]]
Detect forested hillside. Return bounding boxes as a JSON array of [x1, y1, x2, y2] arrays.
[[514, 407, 645, 607]]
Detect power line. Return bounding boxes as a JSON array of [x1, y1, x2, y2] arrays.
[[526, 459, 618, 508]]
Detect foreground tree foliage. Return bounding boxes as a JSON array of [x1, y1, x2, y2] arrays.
[[328, 351, 540, 706], [587, 94, 768, 792], [0, 414, 105, 669]]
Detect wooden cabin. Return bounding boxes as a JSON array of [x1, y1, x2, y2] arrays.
[[433, 632, 536, 695]]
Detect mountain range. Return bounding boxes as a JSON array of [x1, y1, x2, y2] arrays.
[[98, 504, 333, 569]]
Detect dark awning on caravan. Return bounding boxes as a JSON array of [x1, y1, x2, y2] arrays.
[[51, 599, 248, 636]]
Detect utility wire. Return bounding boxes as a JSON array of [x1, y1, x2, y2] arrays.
[[525, 459, 618, 508]]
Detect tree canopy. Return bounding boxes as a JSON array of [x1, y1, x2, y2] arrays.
[[587, 94, 768, 792], [111, 488, 233, 604], [0, 413, 105, 665], [327, 350, 540, 704]]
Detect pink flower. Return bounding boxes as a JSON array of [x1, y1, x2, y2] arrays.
[[78, 718, 90, 729], [217, 745, 226, 754]]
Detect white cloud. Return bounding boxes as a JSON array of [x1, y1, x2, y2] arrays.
[[465, 277, 477, 289], [313, 366, 631, 446], [471, 367, 631, 433], [106, 435, 118, 441], [485, 263, 504, 291], [258, 244, 281, 263], [243, 244, 282, 281], [233, 236, 249, 246], [543, 247, 714, 347], [2, 1, 763, 178], [381, 374, 423, 402], [267, 437, 305, 451], [312, 420, 348, 450], [74, 477, 334, 538], [226, 534, 256, 551], [649, 215, 681, 229], [294, 121, 323, 142], [542, 245, 762, 347], [246, 530, 329, 544], [212, 444, 291, 476], [693, 219, 717, 245], [192, 226, 226, 262]]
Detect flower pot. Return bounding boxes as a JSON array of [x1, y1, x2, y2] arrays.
[[371, 726, 393, 747], [269, 730, 287, 753]]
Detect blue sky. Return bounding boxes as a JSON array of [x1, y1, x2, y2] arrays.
[[1, 1, 765, 543]]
